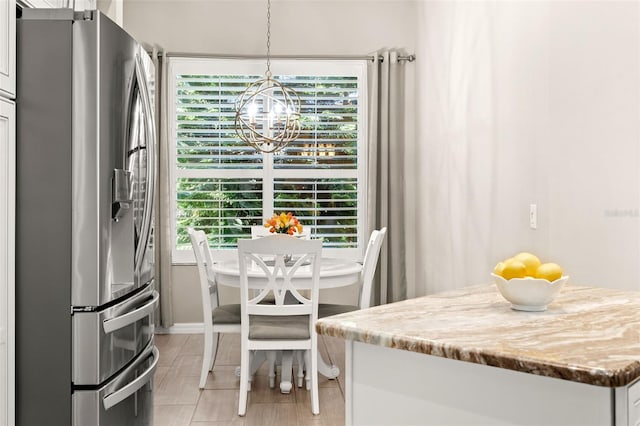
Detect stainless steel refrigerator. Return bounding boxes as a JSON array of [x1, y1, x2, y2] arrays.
[[16, 8, 158, 426]]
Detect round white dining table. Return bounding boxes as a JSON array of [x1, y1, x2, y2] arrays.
[[211, 257, 363, 290], [210, 257, 362, 392]]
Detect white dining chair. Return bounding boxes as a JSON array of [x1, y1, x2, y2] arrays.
[[318, 227, 387, 318], [237, 235, 322, 416], [250, 225, 272, 238], [250, 224, 315, 391], [251, 224, 310, 239], [188, 228, 242, 389]]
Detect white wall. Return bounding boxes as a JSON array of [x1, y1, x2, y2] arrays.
[[415, 0, 640, 295], [123, 0, 640, 323], [545, 1, 640, 291], [97, 0, 123, 25], [123, 0, 418, 323], [124, 0, 416, 56]]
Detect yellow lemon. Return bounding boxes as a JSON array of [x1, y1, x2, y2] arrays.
[[514, 252, 541, 277], [535, 262, 563, 281], [493, 262, 505, 275], [500, 258, 527, 280]]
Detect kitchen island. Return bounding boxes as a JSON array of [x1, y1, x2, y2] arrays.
[[316, 284, 640, 425]]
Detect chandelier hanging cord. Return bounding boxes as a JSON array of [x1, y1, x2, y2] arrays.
[[265, 0, 271, 78], [234, 0, 302, 154]]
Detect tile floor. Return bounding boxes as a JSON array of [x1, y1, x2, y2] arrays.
[[153, 333, 346, 425]]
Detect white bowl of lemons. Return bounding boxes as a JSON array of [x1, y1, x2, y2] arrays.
[[491, 252, 569, 312]]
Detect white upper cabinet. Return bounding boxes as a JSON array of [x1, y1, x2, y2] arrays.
[[0, 0, 16, 99]]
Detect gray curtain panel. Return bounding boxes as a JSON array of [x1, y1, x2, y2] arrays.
[[155, 50, 175, 327], [367, 50, 408, 305]]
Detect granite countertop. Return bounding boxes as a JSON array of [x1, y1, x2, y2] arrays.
[[315, 284, 640, 387]]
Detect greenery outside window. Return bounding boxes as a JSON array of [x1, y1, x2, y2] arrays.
[[168, 58, 368, 263]]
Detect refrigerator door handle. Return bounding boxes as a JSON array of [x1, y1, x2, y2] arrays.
[[102, 290, 159, 334], [103, 346, 159, 410], [133, 53, 156, 272]]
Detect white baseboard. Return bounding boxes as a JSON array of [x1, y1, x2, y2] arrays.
[[156, 322, 204, 334]]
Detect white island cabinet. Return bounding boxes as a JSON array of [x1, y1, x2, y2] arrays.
[[317, 284, 640, 426]]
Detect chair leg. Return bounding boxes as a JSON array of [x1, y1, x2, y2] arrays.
[[295, 350, 305, 388], [279, 351, 293, 394], [309, 347, 319, 415], [266, 350, 277, 389], [200, 331, 217, 389], [248, 350, 254, 392], [250, 350, 266, 376], [245, 350, 277, 392], [305, 350, 311, 391], [238, 344, 250, 416], [209, 332, 220, 372], [271, 351, 278, 379]]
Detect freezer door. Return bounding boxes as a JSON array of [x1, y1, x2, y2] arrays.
[[73, 285, 158, 385], [73, 342, 158, 426]]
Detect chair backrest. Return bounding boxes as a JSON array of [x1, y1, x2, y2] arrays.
[[251, 225, 311, 240], [250, 225, 272, 239], [358, 227, 387, 309], [188, 228, 219, 329], [237, 235, 322, 332]]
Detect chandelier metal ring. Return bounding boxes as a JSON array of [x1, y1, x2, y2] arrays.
[[234, 0, 301, 154], [234, 77, 301, 154]]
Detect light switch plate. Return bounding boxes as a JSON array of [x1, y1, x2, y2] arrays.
[[530, 204, 537, 229]]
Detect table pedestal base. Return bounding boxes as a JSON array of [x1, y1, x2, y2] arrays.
[[238, 349, 340, 393], [278, 350, 340, 393]]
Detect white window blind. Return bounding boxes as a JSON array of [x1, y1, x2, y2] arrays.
[[169, 58, 367, 262]]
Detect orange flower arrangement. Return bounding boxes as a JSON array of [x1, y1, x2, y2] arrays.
[[264, 212, 303, 235]]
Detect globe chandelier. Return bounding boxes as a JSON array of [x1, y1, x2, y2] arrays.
[[234, 0, 301, 154]]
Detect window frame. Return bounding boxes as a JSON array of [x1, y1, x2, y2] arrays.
[[168, 57, 368, 264]]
